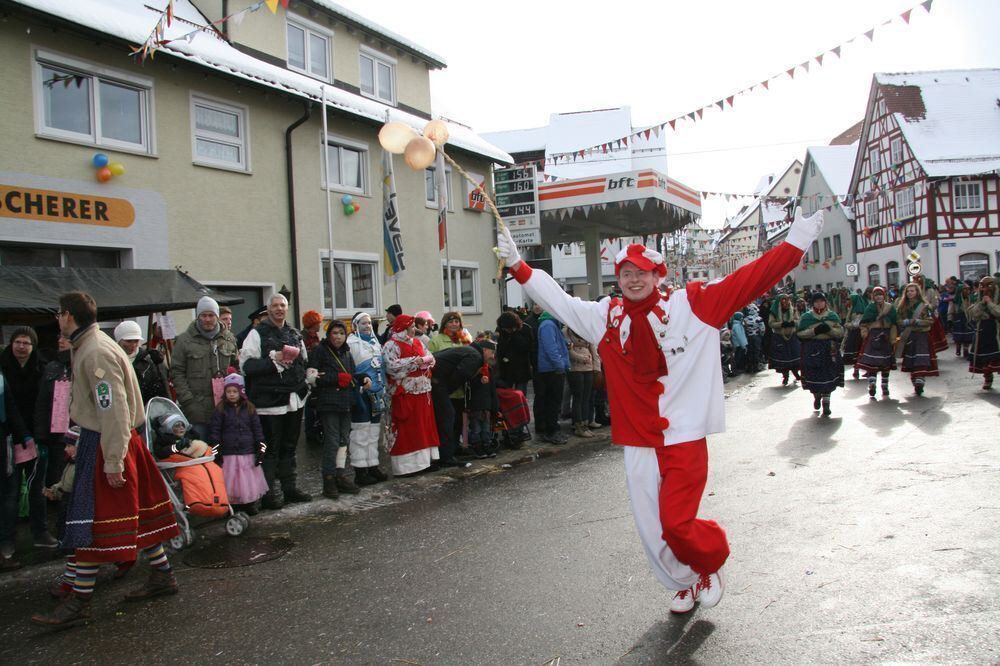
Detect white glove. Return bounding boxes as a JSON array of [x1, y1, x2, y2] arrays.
[[496, 224, 522, 268], [786, 207, 825, 251], [269, 349, 289, 371], [305, 367, 319, 386]]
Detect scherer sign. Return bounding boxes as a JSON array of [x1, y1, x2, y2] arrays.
[[0, 184, 135, 228]]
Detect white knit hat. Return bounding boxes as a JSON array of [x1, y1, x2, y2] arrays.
[[196, 296, 220, 317], [114, 320, 143, 342]]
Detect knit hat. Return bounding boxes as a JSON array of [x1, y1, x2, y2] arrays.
[[302, 310, 323, 329], [223, 372, 244, 391], [9, 325, 37, 348], [614, 244, 667, 277], [196, 296, 220, 317], [415, 310, 435, 325], [159, 413, 189, 434], [391, 314, 414, 332], [114, 320, 143, 342]]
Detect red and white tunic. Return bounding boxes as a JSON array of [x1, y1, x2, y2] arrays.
[[382, 332, 440, 475]]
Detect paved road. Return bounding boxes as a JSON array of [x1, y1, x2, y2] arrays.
[[2, 352, 998, 664]]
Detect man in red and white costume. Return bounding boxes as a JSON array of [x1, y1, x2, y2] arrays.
[[496, 208, 825, 613]]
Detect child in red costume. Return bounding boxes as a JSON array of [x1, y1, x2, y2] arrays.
[[496, 208, 825, 614]]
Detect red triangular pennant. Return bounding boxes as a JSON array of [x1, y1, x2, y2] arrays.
[[726, 95, 734, 107], [668, 119, 676, 130], [645, 129, 652, 139], [815, 53, 824, 66], [786, 67, 796, 79], [623, 137, 628, 146], [901, 8, 912, 23], [697, 108, 704, 119], [762, 80, 770, 90]]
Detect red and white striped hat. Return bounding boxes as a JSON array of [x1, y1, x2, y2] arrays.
[[614, 244, 667, 277]]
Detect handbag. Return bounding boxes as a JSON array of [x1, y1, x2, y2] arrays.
[[13, 438, 37, 465]]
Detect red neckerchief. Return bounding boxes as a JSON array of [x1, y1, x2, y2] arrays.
[[621, 289, 668, 384]]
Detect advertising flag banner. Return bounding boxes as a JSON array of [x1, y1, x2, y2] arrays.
[[381, 151, 405, 283]]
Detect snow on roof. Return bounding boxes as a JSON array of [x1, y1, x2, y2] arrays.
[[875, 69, 1000, 177], [808, 143, 858, 195], [480, 126, 548, 154], [752, 174, 775, 195], [308, 1, 446, 68], [13, 0, 509, 164]]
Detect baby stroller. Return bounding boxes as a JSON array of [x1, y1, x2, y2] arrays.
[[144, 397, 249, 550], [495, 387, 531, 450]]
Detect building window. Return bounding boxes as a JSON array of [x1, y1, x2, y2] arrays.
[[320, 253, 378, 316], [867, 264, 881, 287], [0, 243, 121, 268], [958, 252, 990, 282], [424, 166, 454, 209], [869, 149, 880, 174], [894, 186, 915, 220], [886, 261, 900, 287], [877, 98, 886, 116], [809, 161, 815, 177], [359, 48, 395, 105], [890, 137, 903, 165], [823, 237, 832, 260], [190, 95, 249, 171], [35, 51, 153, 153], [286, 18, 331, 81], [324, 136, 368, 194], [833, 234, 842, 257], [811, 241, 820, 262], [442, 262, 480, 313], [865, 200, 879, 225], [953, 181, 983, 212]]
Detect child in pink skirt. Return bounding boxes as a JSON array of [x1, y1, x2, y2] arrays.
[[209, 373, 268, 514]]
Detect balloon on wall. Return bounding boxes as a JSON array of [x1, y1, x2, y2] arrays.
[[96, 167, 112, 182], [378, 122, 417, 154], [92, 153, 109, 168], [422, 120, 449, 148], [341, 194, 353, 206], [403, 136, 436, 170], [109, 162, 125, 176], [343, 204, 355, 216]]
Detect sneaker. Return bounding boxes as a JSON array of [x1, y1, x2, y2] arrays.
[[587, 421, 602, 429], [694, 569, 725, 609], [669, 587, 695, 614]]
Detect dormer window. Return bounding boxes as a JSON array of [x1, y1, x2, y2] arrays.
[[359, 47, 395, 105], [286, 17, 331, 82]]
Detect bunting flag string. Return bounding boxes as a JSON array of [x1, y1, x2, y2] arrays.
[[542, 0, 933, 166], [132, 0, 271, 64]]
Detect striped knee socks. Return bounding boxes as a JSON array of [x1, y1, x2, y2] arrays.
[[72, 561, 99, 597], [143, 544, 172, 573]]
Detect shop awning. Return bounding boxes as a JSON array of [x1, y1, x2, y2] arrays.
[[537, 169, 702, 244], [0, 267, 243, 323]]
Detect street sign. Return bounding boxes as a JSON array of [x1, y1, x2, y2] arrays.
[[845, 263, 859, 277], [494, 164, 540, 246], [906, 261, 922, 276], [907, 250, 920, 263]]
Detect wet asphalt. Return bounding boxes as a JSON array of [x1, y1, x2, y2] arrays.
[[1, 351, 998, 665]]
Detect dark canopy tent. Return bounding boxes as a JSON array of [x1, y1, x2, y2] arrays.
[[0, 267, 243, 325]]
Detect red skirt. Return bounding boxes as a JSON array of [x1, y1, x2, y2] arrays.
[[389, 392, 439, 457], [76, 431, 179, 563], [929, 317, 949, 353]]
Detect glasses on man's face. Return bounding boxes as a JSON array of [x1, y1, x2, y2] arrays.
[[55, 310, 67, 320]]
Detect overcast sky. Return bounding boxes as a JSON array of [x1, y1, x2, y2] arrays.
[[334, 0, 1000, 228]]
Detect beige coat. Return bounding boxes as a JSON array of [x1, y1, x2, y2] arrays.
[[567, 329, 600, 372], [70, 324, 145, 474]]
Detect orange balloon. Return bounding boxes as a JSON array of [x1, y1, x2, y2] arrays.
[[403, 136, 436, 170], [352, 202, 360, 212], [96, 167, 112, 182]]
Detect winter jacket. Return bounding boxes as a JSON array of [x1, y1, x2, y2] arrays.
[[431, 346, 486, 394], [307, 340, 360, 413], [171, 321, 239, 423], [34, 350, 72, 443], [428, 332, 471, 398], [467, 364, 499, 414], [209, 403, 265, 456], [730, 313, 748, 348], [241, 319, 308, 410], [0, 370, 30, 464], [537, 315, 569, 374], [496, 326, 534, 385], [0, 345, 45, 434], [132, 347, 170, 406], [567, 329, 600, 372]]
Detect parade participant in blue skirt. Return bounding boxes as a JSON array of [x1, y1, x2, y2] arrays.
[[949, 282, 974, 358], [894, 282, 938, 395], [346, 313, 388, 485], [856, 286, 898, 399], [796, 292, 843, 416], [842, 291, 868, 379], [767, 294, 801, 385], [967, 277, 1000, 390]]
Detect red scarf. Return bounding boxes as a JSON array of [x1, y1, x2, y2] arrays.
[[621, 290, 668, 384]]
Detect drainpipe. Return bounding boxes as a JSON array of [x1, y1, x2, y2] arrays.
[[285, 102, 312, 323], [221, 0, 229, 38]]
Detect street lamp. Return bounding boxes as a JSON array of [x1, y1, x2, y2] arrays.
[[904, 235, 920, 251]]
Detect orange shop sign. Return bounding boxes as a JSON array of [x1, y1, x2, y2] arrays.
[[0, 184, 134, 228]]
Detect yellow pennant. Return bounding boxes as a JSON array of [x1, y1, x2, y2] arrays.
[[265, 0, 279, 13]]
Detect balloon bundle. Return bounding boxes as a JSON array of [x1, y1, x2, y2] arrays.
[[341, 194, 361, 216], [92, 153, 125, 183]]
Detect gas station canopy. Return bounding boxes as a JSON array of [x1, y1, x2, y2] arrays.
[[536, 169, 701, 244]]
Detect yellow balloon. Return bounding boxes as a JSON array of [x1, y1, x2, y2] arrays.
[[378, 122, 417, 154], [423, 119, 450, 148], [109, 162, 125, 176], [403, 136, 437, 170]]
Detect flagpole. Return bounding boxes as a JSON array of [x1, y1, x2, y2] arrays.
[[437, 151, 453, 309], [322, 86, 337, 319]]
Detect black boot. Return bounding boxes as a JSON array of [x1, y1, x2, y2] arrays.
[[322, 474, 339, 499], [353, 466, 377, 486], [261, 488, 284, 510], [283, 487, 312, 503], [812, 393, 821, 411], [335, 470, 361, 494], [367, 466, 388, 482]]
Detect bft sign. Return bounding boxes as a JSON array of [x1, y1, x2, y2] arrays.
[[607, 177, 635, 190]]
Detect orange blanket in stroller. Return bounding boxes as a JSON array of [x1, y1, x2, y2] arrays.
[[162, 454, 230, 518]]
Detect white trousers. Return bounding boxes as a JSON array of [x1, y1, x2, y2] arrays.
[[349, 422, 380, 468], [624, 446, 699, 592]]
